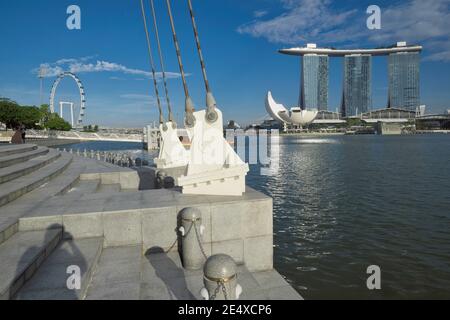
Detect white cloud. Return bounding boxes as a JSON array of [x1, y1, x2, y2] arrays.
[[237, 0, 359, 45], [33, 57, 183, 79], [237, 0, 450, 62], [253, 10, 268, 18]]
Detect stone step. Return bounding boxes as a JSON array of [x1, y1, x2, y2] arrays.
[[0, 147, 49, 169], [0, 144, 38, 157], [0, 228, 62, 300], [15, 237, 103, 300], [0, 156, 85, 246], [85, 245, 142, 300], [0, 149, 61, 184], [97, 183, 121, 193], [66, 180, 100, 197], [84, 245, 301, 300], [0, 153, 73, 207]]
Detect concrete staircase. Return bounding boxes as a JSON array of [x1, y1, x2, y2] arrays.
[[0, 147, 72, 207], [0, 144, 74, 299], [0, 144, 142, 300], [0, 228, 62, 299]]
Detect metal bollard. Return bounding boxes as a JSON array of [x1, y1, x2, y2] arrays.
[[201, 254, 242, 300], [156, 171, 167, 189], [179, 207, 206, 270], [135, 157, 142, 167]]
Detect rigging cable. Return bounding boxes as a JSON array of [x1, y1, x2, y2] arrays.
[[140, 0, 164, 125], [150, 0, 175, 124], [187, 0, 218, 123], [165, 0, 196, 128]]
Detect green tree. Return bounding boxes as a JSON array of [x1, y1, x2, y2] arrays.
[[0, 99, 71, 131], [0, 100, 20, 130], [46, 113, 72, 131], [346, 118, 363, 127], [17, 106, 42, 129], [39, 104, 51, 127]]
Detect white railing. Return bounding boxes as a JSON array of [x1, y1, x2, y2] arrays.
[[26, 130, 143, 143]]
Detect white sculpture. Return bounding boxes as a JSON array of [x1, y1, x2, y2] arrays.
[[176, 107, 249, 196], [154, 122, 189, 169], [167, 0, 248, 196], [266, 91, 318, 126]]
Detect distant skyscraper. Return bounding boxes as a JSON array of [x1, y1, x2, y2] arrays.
[[388, 52, 420, 111], [341, 54, 372, 117], [300, 54, 329, 111]]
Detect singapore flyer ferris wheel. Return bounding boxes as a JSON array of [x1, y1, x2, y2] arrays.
[[49, 72, 86, 128]]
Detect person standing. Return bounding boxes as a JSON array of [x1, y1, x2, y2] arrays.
[[20, 124, 26, 143], [11, 126, 24, 144]]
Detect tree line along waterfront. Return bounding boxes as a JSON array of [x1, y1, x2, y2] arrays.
[[0, 97, 72, 131]]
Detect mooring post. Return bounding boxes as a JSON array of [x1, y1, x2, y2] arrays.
[[201, 254, 242, 300], [179, 207, 205, 270], [156, 170, 167, 189]]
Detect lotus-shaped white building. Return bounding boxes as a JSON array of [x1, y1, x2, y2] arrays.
[[265, 91, 318, 126]]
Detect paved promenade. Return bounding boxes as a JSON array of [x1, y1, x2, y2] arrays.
[[0, 144, 302, 300]]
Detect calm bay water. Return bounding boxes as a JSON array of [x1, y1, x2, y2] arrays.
[[63, 135, 450, 299]]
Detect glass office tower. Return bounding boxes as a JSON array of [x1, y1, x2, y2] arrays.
[[388, 52, 420, 111], [341, 54, 372, 117], [300, 54, 329, 111]]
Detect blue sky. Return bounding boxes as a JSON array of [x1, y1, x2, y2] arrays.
[[1, 0, 449, 127]]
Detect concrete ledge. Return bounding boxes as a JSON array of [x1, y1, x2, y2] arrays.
[[0, 147, 49, 169], [0, 144, 37, 157], [80, 171, 140, 190], [18, 187, 273, 272]]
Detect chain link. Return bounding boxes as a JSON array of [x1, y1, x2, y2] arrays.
[[209, 282, 221, 301], [164, 220, 203, 254], [193, 222, 208, 260], [164, 221, 193, 254], [221, 281, 229, 300], [163, 220, 231, 301], [209, 281, 229, 301]]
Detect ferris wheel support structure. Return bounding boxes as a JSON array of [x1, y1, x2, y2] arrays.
[[49, 72, 86, 128]]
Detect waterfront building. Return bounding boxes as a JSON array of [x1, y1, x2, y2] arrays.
[[301, 53, 329, 111], [388, 51, 420, 111], [278, 42, 422, 118], [341, 54, 372, 117]]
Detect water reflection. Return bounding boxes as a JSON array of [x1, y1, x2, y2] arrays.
[[249, 134, 450, 300], [62, 136, 450, 299]]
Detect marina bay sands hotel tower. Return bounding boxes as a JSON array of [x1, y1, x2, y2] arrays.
[[279, 42, 422, 117]]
